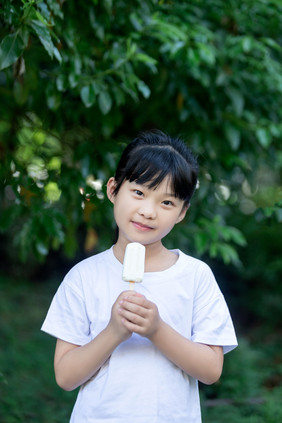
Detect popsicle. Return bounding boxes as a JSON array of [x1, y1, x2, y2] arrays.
[[122, 242, 146, 290]]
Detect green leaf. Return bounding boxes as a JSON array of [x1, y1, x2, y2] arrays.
[[104, 0, 113, 14], [46, 89, 61, 111], [137, 80, 151, 98], [228, 227, 247, 247], [218, 243, 240, 265], [224, 124, 241, 150], [47, 0, 64, 18], [135, 53, 157, 66], [226, 87, 245, 117], [98, 90, 112, 115], [0, 32, 26, 70], [112, 85, 126, 106], [126, 39, 137, 57], [220, 226, 247, 246], [68, 73, 79, 88], [56, 74, 67, 92], [53, 47, 62, 63], [151, 17, 186, 42], [80, 84, 96, 108], [262, 37, 282, 52], [198, 43, 216, 65], [256, 128, 271, 148], [269, 123, 281, 137], [35, 10, 50, 27], [194, 232, 209, 255], [242, 36, 253, 53], [209, 242, 218, 258], [30, 20, 54, 58], [35, 241, 49, 256]]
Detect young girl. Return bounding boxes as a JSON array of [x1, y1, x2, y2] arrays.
[[41, 130, 237, 423]]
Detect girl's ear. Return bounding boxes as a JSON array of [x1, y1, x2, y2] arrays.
[[176, 204, 190, 224], [107, 177, 117, 204]]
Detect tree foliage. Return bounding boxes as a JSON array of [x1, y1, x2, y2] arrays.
[[0, 0, 281, 265]]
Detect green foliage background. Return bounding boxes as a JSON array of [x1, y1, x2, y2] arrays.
[[0, 1, 281, 421], [1, 0, 281, 264]]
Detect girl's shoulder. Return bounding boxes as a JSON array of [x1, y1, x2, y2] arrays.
[[177, 249, 212, 273], [62, 247, 116, 290], [69, 247, 114, 272]]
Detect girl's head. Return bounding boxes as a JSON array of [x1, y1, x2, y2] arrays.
[[113, 130, 198, 207]]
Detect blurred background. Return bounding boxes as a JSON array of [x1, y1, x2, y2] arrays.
[[1, 1, 281, 422]]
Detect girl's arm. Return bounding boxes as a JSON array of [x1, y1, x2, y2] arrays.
[[148, 322, 223, 385], [54, 291, 137, 391], [118, 294, 224, 385]]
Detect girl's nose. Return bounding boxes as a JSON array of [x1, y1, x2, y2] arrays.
[[138, 201, 157, 219]]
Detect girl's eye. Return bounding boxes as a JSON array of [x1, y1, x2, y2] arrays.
[[134, 190, 143, 196], [163, 200, 173, 206]]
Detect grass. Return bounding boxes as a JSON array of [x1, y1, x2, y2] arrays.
[[0, 276, 77, 423], [0, 275, 281, 422]]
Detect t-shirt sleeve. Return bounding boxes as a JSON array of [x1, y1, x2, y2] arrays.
[[191, 264, 238, 354], [41, 270, 92, 346]]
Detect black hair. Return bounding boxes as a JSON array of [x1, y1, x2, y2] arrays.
[[113, 130, 198, 206]]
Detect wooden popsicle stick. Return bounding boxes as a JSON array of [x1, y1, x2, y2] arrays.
[[129, 281, 135, 290]]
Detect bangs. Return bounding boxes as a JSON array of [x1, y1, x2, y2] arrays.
[[124, 146, 195, 204], [113, 130, 198, 206]]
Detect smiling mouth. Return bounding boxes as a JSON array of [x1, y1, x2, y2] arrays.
[[132, 221, 154, 231]]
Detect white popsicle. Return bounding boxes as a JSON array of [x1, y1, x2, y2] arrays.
[[122, 242, 146, 290]]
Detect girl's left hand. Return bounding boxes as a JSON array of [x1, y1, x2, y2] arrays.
[[118, 293, 162, 338]]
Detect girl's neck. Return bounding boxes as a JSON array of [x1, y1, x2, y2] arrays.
[[113, 240, 179, 272]]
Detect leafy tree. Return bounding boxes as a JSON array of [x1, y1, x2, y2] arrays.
[[0, 0, 281, 266]]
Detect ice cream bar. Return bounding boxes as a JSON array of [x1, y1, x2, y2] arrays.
[[122, 242, 146, 290]]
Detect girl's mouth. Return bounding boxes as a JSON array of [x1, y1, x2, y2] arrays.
[[131, 221, 153, 231]]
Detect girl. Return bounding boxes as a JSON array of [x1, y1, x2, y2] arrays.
[[42, 130, 237, 423]]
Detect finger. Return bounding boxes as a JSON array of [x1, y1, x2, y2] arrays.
[[119, 299, 148, 318], [123, 295, 151, 309], [121, 290, 144, 297], [119, 301, 148, 322], [122, 309, 146, 326], [122, 318, 146, 335]]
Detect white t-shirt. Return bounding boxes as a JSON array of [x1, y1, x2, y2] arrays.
[[41, 247, 237, 423]]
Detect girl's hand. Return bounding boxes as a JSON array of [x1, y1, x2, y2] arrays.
[[118, 293, 162, 338], [108, 291, 136, 343]]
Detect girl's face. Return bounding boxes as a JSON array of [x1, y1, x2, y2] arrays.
[[107, 176, 188, 248]]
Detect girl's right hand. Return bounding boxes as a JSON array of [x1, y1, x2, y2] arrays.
[[54, 291, 136, 392], [107, 291, 135, 343]]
